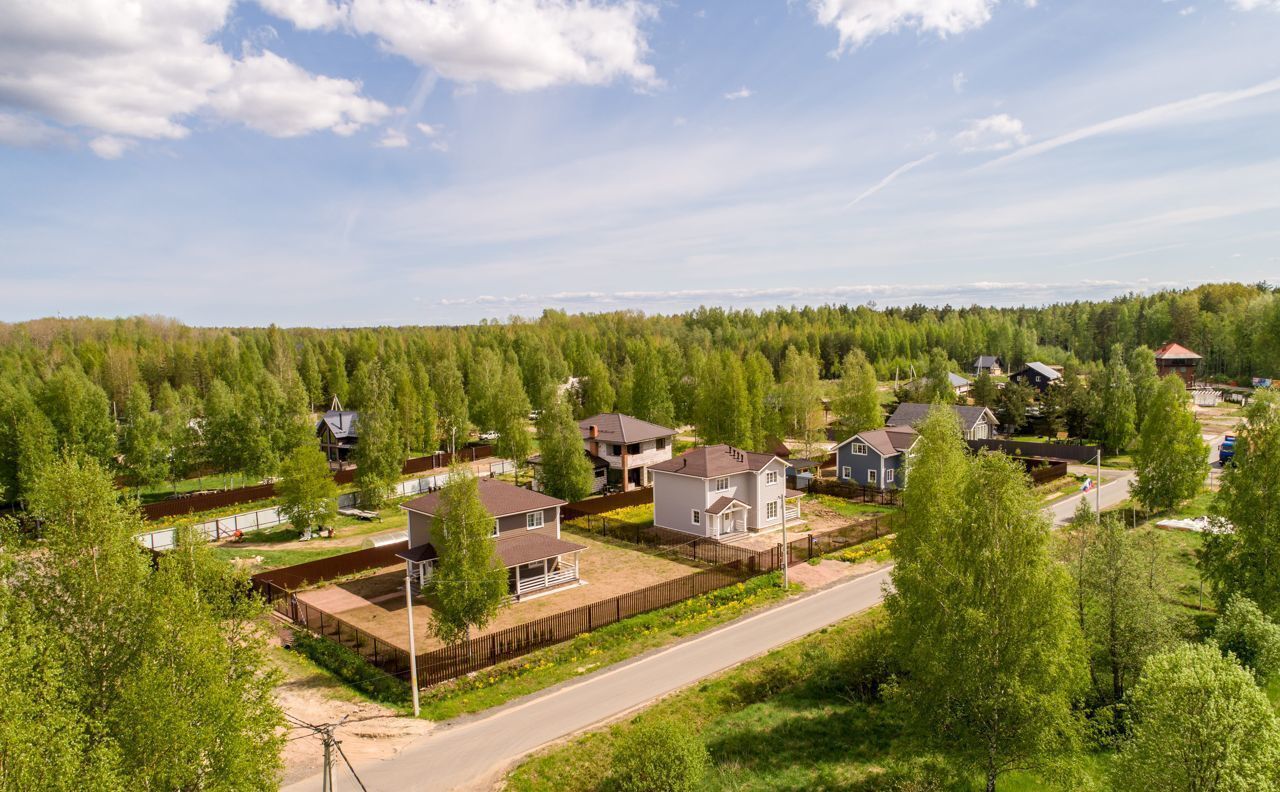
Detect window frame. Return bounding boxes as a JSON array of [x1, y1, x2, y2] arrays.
[[490, 519, 500, 538], [867, 469, 878, 485], [526, 510, 545, 530], [765, 470, 778, 485], [691, 509, 701, 526], [655, 437, 667, 450], [713, 477, 730, 492], [886, 468, 895, 484], [851, 442, 869, 456], [841, 466, 851, 480], [766, 501, 779, 520]]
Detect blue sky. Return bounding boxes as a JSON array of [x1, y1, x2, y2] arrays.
[[1, 0, 1278, 326]]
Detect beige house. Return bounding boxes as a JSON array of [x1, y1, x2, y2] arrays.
[[397, 479, 584, 600], [579, 413, 677, 492], [649, 445, 803, 540]]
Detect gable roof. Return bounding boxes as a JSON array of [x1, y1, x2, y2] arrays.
[[402, 478, 566, 518], [948, 372, 971, 387], [838, 427, 920, 457], [886, 403, 998, 432], [579, 413, 676, 444], [1154, 342, 1202, 361], [1015, 361, 1062, 381], [317, 410, 358, 439], [528, 449, 609, 471], [649, 444, 780, 479], [705, 496, 750, 515], [398, 533, 585, 568], [973, 355, 1002, 368]]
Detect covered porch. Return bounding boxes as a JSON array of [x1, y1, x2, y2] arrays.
[[397, 533, 588, 601], [706, 496, 750, 538], [785, 488, 804, 522]]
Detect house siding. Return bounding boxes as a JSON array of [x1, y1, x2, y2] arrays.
[[584, 436, 675, 490], [653, 458, 790, 538], [652, 470, 712, 537], [835, 441, 907, 491], [407, 506, 561, 549]]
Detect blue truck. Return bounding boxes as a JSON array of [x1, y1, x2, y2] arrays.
[[1219, 435, 1236, 465]]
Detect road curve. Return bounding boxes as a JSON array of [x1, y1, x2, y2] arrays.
[[283, 566, 894, 792]]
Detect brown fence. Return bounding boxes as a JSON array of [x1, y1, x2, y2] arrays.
[[141, 445, 495, 521], [566, 516, 778, 571], [1029, 460, 1070, 485], [784, 514, 893, 565], [965, 438, 1099, 463], [806, 479, 902, 506], [252, 540, 408, 591], [561, 488, 654, 520]]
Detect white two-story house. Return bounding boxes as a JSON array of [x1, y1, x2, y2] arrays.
[[649, 445, 804, 540], [579, 413, 677, 492]]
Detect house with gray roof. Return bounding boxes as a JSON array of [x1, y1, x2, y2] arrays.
[[579, 412, 677, 491], [650, 445, 804, 540], [833, 427, 919, 491], [316, 397, 358, 463], [887, 402, 999, 440], [1009, 362, 1062, 393], [397, 478, 584, 600], [972, 355, 1004, 376]]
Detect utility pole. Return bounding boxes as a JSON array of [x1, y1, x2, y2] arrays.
[[405, 567, 421, 717], [1095, 449, 1102, 514], [779, 495, 789, 589]]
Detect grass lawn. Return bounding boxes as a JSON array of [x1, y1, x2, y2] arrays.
[[507, 608, 1111, 792], [212, 545, 349, 571], [416, 572, 796, 721], [810, 493, 896, 519], [132, 471, 248, 503]]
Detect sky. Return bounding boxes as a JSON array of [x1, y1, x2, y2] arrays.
[[1, 0, 1279, 327]]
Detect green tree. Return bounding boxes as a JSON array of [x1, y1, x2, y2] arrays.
[[996, 380, 1035, 433], [888, 409, 1085, 792], [494, 360, 534, 482], [120, 383, 168, 489], [276, 446, 338, 537], [1213, 594, 1280, 682], [1128, 345, 1160, 430], [1132, 377, 1208, 512], [38, 366, 116, 465], [429, 466, 508, 644], [832, 348, 882, 436], [433, 353, 470, 452], [0, 383, 57, 504], [354, 366, 403, 509], [576, 352, 615, 418], [777, 346, 823, 456], [466, 347, 504, 432], [630, 343, 675, 429], [1201, 392, 1280, 616], [970, 370, 999, 408], [694, 350, 753, 449], [535, 395, 594, 501], [1118, 643, 1280, 792], [918, 347, 956, 405], [1096, 344, 1137, 452], [743, 350, 778, 451]]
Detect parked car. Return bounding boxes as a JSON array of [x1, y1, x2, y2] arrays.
[[479, 430, 500, 442], [1219, 435, 1236, 465]]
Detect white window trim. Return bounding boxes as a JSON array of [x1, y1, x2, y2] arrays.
[[886, 468, 895, 484], [491, 519, 500, 538], [867, 469, 878, 485], [841, 466, 851, 480], [765, 471, 778, 485], [766, 501, 778, 520], [713, 477, 729, 492], [691, 509, 701, 525], [526, 510, 545, 530], [851, 442, 868, 456]]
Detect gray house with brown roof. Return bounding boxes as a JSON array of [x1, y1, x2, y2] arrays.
[[650, 445, 803, 540], [397, 479, 585, 600], [833, 427, 919, 491], [579, 413, 677, 492], [887, 402, 999, 440]]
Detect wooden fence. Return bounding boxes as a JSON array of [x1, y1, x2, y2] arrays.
[[1029, 460, 1070, 485], [140, 445, 495, 521], [561, 488, 654, 520], [965, 438, 1098, 463], [252, 540, 408, 591]]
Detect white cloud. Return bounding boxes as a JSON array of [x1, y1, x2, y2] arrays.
[[988, 76, 1280, 166], [811, 0, 998, 51], [0, 112, 75, 148], [429, 139, 450, 152], [724, 86, 753, 100], [209, 51, 390, 137], [258, 0, 660, 92], [0, 0, 388, 154], [377, 128, 409, 148], [952, 71, 968, 93], [415, 122, 440, 136], [88, 135, 133, 160], [846, 153, 937, 208], [954, 114, 1029, 151], [1228, 0, 1280, 10]]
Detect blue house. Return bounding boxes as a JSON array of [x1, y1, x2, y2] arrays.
[[833, 427, 920, 491]]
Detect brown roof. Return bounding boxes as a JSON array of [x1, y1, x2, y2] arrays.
[[401, 478, 566, 518], [397, 534, 585, 568], [528, 449, 609, 469], [1154, 342, 1202, 361], [785, 488, 805, 499], [494, 533, 586, 567], [845, 427, 919, 457], [579, 413, 676, 444], [706, 496, 750, 515], [649, 445, 780, 479]]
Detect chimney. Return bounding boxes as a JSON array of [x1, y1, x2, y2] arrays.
[[589, 425, 598, 438]]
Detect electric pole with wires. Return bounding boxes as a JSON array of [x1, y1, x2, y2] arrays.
[[286, 712, 382, 791]]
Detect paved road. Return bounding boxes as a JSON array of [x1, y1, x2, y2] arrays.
[[283, 567, 894, 792], [1048, 470, 1136, 525]]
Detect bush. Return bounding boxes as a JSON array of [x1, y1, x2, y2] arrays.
[[848, 756, 965, 792], [1213, 594, 1280, 682], [605, 717, 711, 792], [840, 620, 898, 703], [289, 630, 410, 705]]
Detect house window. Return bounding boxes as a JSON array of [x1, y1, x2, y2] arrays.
[[842, 466, 851, 480], [611, 444, 622, 456], [867, 470, 878, 485], [692, 510, 701, 525], [714, 477, 729, 492], [526, 511, 545, 530], [655, 437, 667, 450], [765, 471, 778, 485], [491, 520, 500, 538], [886, 469, 895, 484], [851, 443, 868, 456], [627, 443, 640, 454], [766, 501, 778, 520]]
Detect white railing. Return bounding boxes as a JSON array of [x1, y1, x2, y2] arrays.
[[785, 506, 800, 521], [516, 565, 578, 595]]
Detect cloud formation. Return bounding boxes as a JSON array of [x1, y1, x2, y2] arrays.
[[812, 0, 998, 50], [724, 86, 753, 100], [845, 153, 937, 208], [954, 114, 1029, 151]]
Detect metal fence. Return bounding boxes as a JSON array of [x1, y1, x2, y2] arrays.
[[783, 514, 894, 565], [807, 479, 903, 505], [561, 488, 655, 520]]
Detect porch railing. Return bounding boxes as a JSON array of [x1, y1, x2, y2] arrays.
[[515, 565, 578, 596]]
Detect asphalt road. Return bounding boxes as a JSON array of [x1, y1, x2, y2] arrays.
[[283, 566, 894, 792]]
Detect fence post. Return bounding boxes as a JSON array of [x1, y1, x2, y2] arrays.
[[808, 534, 815, 560]]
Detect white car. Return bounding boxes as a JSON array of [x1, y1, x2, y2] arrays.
[[479, 430, 500, 441]]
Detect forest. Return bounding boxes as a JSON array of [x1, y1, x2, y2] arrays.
[[0, 281, 1277, 506]]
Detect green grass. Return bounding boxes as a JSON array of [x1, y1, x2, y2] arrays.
[[507, 609, 1107, 792], [416, 573, 796, 721], [131, 471, 247, 503], [210, 545, 348, 570], [810, 494, 896, 519]]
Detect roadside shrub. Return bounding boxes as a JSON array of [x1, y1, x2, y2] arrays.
[[849, 756, 965, 792], [605, 717, 711, 792], [289, 630, 410, 706], [840, 620, 898, 703], [1213, 594, 1280, 682]]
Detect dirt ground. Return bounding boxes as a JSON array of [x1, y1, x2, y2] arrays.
[[787, 557, 889, 588], [727, 497, 888, 552], [296, 533, 699, 653], [271, 633, 433, 785]]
